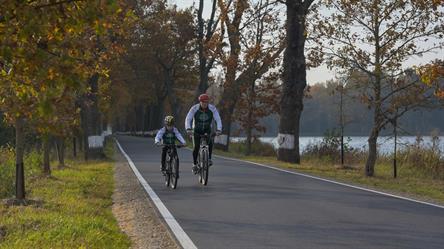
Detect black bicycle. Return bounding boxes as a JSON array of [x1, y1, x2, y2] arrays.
[[196, 133, 216, 186], [158, 144, 183, 189]]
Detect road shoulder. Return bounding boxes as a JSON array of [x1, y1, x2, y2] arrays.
[[112, 145, 180, 249]]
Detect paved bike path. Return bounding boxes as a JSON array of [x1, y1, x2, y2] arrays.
[[116, 135, 444, 249]]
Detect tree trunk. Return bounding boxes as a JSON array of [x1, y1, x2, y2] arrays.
[[246, 81, 255, 156], [246, 122, 252, 155], [365, 127, 379, 176], [43, 134, 51, 176], [73, 136, 77, 158], [164, 69, 183, 125], [55, 137, 65, 169], [15, 117, 26, 200], [217, 104, 234, 151], [393, 117, 397, 178], [277, 3, 308, 164], [81, 106, 89, 161], [191, 0, 217, 106]]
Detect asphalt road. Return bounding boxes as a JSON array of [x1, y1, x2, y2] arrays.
[[116, 135, 444, 249]]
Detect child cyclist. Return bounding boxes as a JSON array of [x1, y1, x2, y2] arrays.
[[155, 116, 186, 173]]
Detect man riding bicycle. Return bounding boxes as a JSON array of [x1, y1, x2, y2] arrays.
[[185, 93, 222, 174], [155, 116, 186, 173]]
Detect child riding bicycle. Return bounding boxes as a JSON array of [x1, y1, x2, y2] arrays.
[[155, 116, 186, 173]]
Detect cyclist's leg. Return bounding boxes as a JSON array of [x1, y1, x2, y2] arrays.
[[173, 147, 179, 178], [192, 134, 200, 165], [161, 147, 167, 171], [209, 136, 213, 159]]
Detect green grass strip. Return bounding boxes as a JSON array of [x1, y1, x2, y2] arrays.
[[0, 161, 131, 249]]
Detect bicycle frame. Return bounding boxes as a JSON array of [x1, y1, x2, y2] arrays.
[[159, 144, 182, 189]]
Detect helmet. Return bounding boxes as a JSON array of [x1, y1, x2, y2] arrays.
[[198, 93, 210, 102], [164, 116, 174, 126]]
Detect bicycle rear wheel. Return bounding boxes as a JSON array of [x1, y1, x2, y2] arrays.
[[170, 155, 179, 189], [164, 156, 171, 187]]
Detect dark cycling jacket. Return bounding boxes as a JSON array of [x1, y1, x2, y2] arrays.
[[185, 104, 222, 134]]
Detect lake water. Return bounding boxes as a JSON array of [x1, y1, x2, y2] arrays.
[[231, 136, 444, 155]]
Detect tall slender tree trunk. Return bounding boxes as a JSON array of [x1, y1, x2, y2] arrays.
[[277, 2, 309, 163], [15, 117, 26, 200], [73, 136, 77, 158], [55, 137, 65, 169], [43, 134, 51, 176], [191, 0, 218, 106], [246, 81, 255, 155], [218, 89, 237, 151], [81, 107, 89, 161], [164, 69, 183, 125]]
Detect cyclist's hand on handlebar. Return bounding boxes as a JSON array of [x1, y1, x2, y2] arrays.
[[186, 129, 193, 139], [155, 141, 161, 146], [215, 130, 222, 136]]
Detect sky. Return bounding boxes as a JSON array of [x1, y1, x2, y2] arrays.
[[170, 0, 443, 85]]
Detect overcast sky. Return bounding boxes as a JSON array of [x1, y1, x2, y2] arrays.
[[169, 0, 443, 85]]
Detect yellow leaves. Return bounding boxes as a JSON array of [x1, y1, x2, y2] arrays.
[[416, 60, 444, 99], [48, 68, 55, 80]]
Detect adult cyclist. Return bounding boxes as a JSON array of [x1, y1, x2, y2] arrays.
[[185, 93, 222, 174]]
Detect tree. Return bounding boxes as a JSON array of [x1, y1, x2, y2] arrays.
[[0, 0, 135, 201], [194, 0, 224, 100], [311, 0, 444, 176], [132, 2, 197, 127], [276, 0, 316, 163], [234, 77, 280, 155], [217, 0, 285, 150]]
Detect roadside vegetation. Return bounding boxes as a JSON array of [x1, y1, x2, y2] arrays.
[[0, 140, 131, 248]]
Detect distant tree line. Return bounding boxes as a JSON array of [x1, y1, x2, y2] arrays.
[[249, 80, 444, 137]]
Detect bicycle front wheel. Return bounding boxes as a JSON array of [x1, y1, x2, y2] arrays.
[[200, 149, 209, 186], [170, 155, 179, 189], [165, 159, 171, 187]]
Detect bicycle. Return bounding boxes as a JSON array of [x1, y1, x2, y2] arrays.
[[158, 144, 183, 189], [195, 133, 216, 186]]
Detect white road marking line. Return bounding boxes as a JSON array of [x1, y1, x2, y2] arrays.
[[213, 154, 444, 209], [115, 139, 198, 249]]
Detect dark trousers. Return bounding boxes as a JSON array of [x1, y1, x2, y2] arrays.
[[192, 133, 213, 164], [161, 146, 177, 167]]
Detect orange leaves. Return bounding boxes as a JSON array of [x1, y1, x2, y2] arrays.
[[417, 60, 444, 99]]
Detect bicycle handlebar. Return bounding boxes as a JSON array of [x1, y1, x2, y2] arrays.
[[155, 143, 185, 148]]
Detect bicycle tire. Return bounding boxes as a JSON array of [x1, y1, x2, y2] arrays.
[[171, 155, 179, 189], [165, 155, 171, 187], [201, 149, 209, 185]]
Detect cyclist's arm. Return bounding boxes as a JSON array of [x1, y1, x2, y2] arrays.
[[154, 127, 165, 143], [209, 104, 222, 132], [185, 104, 199, 130], [173, 128, 186, 144]]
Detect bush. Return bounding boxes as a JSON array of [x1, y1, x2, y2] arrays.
[[230, 138, 276, 157], [397, 134, 444, 179]]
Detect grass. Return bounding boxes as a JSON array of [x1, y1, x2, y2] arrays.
[[213, 142, 444, 205], [0, 142, 131, 248]]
